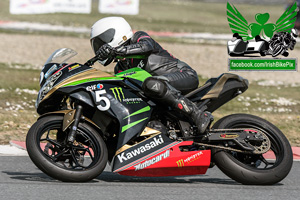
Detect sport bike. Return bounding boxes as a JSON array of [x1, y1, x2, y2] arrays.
[[26, 48, 293, 184]]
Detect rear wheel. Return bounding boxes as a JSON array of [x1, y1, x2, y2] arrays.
[[272, 44, 283, 57], [212, 114, 293, 185], [26, 115, 108, 182]]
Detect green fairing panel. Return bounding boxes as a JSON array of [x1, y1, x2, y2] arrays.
[[63, 77, 123, 87], [115, 68, 152, 82]]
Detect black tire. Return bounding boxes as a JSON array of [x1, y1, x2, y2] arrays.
[[272, 44, 283, 57], [26, 115, 108, 182], [212, 114, 293, 185]]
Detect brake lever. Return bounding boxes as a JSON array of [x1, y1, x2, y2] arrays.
[[84, 56, 99, 66]]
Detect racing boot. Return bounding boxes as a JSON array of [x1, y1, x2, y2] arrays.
[[163, 88, 214, 134], [142, 77, 213, 134]]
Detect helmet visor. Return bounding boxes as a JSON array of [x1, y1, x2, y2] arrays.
[[91, 28, 116, 54]]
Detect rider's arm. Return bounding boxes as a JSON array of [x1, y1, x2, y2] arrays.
[[114, 31, 156, 56]]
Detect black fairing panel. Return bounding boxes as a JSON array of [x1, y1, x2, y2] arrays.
[[61, 80, 152, 150], [206, 78, 248, 112], [70, 91, 94, 107], [188, 73, 248, 113], [88, 82, 152, 150]]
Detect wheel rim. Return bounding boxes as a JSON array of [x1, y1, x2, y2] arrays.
[[225, 122, 284, 170], [37, 122, 101, 170]]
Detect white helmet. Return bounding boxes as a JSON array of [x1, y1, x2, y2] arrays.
[[90, 17, 133, 55]]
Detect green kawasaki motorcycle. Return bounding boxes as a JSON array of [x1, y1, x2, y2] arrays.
[[26, 48, 293, 184]]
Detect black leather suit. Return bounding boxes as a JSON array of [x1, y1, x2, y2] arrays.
[[110, 31, 212, 134], [114, 31, 199, 95]]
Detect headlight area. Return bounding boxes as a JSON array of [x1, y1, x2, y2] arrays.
[[35, 71, 63, 108]]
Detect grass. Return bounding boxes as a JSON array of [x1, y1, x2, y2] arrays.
[[0, 63, 40, 144], [0, 0, 288, 35], [0, 63, 299, 146]]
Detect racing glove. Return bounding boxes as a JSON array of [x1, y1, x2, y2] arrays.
[[96, 44, 114, 61]]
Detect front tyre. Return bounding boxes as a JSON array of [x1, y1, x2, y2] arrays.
[[26, 115, 108, 182], [212, 114, 293, 185]]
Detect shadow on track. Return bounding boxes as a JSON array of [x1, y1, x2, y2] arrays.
[[2, 170, 238, 185]]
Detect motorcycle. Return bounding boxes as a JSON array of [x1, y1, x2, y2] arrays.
[[26, 48, 293, 184]]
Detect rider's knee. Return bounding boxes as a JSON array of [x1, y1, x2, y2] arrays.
[[142, 77, 168, 98]]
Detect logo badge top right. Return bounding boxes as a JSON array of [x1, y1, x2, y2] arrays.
[[227, 2, 298, 71]]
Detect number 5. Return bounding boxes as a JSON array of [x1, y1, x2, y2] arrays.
[[95, 90, 111, 111]]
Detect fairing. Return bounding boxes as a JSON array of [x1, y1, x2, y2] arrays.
[[113, 133, 211, 176]]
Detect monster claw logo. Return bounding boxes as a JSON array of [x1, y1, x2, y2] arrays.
[[110, 87, 125, 102], [176, 159, 184, 167]]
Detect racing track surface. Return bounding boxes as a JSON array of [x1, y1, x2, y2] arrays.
[[0, 156, 299, 200]]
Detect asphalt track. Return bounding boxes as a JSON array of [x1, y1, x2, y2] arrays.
[[1, 156, 299, 200]]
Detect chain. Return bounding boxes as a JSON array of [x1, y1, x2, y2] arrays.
[[194, 142, 246, 153], [194, 128, 271, 154]]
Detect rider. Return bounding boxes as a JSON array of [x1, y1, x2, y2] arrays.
[[90, 17, 213, 134]]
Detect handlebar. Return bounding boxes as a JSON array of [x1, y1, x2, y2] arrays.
[[84, 55, 99, 67], [84, 54, 146, 67]]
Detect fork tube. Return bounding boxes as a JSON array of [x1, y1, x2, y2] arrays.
[[67, 105, 83, 144]]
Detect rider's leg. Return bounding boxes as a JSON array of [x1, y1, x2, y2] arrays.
[[142, 75, 213, 134]]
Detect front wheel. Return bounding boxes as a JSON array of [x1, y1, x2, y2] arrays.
[[26, 115, 108, 182], [212, 114, 293, 185]]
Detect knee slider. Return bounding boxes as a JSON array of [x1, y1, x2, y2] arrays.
[[142, 77, 168, 98]]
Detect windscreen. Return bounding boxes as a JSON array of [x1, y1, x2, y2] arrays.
[[45, 48, 77, 65]]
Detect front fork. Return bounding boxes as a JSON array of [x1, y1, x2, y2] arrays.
[[66, 105, 83, 144]]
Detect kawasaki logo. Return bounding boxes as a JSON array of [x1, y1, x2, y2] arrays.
[[134, 150, 170, 171], [117, 135, 164, 163], [110, 87, 125, 102]]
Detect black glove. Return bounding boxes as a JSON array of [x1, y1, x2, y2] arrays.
[[96, 44, 114, 61]]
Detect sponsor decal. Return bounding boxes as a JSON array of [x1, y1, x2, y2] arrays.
[[123, 97, 143, 104], [122, 71, 136, 76], [68, 64, 80, 71], [86, 83, 104, 91], [134, 150, 170, 171], [137, 60, 145, 68], [110, 87, 143, 104], [176, 151, 203, 167], [220, 133, 239, 139], [117, 135, 164, 163], [110, 87, 125, 102]]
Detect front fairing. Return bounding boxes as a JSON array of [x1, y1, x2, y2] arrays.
[[36, 48, 92, 109], [36, 50, 154, 153]]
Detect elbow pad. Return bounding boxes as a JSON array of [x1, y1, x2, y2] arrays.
[[115, 40, 154, 56]]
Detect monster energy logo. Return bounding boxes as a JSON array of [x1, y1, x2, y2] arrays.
[[110, 87, 143, 104], [176, 151, 203, 167], [110, 87, 125, 102]]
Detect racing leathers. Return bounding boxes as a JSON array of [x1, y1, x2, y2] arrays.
[[98, 31, 213, 134]]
